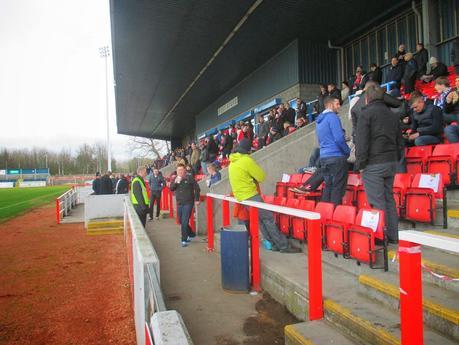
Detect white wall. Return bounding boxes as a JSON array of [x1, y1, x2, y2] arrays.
[[84, 194, 125, 227]]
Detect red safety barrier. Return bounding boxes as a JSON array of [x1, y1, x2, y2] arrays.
[[249, 206, 261, 292], [189, 208, 196, 232], [206, 193, 322, 312], [55, 198, 60, 224], [397, 230, 459, 345], [307, 218, 323, 320], [169, 189, 174, 219], [399, 240, 424, 345], [206, 195, 214, 252], [222, 199, 230, 227]]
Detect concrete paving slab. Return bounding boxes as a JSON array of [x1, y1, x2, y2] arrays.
[[144, 218, 297, 345], [60, 204, 84, 223], [285, 320, 356, 345]]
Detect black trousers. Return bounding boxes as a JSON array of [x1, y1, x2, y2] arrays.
[[134, 205, 147, 228], [149, 191, 162, 218]]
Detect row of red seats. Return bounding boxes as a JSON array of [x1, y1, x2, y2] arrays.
[[276, 171, 446, 226], [404, 65, 457, 101], [262, 196, 386, 269], [343, 172, 445, 225], [406, 143, 459, 185]]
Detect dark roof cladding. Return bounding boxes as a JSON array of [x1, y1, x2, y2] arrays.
[[110, 0, 409, 140]]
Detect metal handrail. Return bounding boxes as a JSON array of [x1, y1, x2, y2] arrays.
[[55, 187, 78, 224]]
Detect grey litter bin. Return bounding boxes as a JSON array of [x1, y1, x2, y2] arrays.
[[220, 224, 250, 292]]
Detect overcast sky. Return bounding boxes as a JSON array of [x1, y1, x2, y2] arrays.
[[0, 0, 134, 160]]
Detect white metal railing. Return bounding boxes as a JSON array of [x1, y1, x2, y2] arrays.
[[398, 231, 459, 345], [123, 197, 193, 345], [55, 187, 78, 224]]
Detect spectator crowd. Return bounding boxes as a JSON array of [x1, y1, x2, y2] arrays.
[[114, 39, 459, 249]]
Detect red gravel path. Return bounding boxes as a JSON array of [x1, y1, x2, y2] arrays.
[[0, 205, 136, 345]]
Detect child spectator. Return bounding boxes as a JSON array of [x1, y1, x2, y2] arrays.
[[206, 163, 221, 187]]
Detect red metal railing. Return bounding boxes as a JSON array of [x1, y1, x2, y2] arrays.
[[206, 193, 323, 320], [398, 231, 459, 345]]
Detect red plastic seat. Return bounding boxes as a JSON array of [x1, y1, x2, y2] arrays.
[[301, 172, 313, 184], [393, 173, 413, 217], [314, 202, 335, 223], [406, 146, 433, 174], [291, 199, 316, 240], [342, 173, 361, 206], [273, 196, 287, 226], [405, 173, 444, 224], [262, 195, 275, 204], [276, 173, 304, 197], [324, 205, 356, 256], [348, 208, 386, 268], [426, 143, 459, 185], [279, 198, 299, 235], [356, 186, 369, 209]]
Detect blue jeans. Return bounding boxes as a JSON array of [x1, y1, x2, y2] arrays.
[[177, 203, 194, 242], [320, 156, 348, 206], [414, 135, 441, 146], [444, 125, 459, 143]]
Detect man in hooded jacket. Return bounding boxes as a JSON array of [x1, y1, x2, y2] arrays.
[[228, 138, 299, 253]]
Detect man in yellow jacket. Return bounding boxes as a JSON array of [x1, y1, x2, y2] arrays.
[[228, 139, 299, 253]]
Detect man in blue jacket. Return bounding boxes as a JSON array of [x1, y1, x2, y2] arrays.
[[316, 96, 350, 205]]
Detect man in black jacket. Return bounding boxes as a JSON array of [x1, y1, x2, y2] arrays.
[[257, 115, 270, 149], [385, 57, 403, 85], [169, 164, 201, 247], [355, 86, 402, 243], [130, 167, 150, 227], [350, 81, 402, 143], [92, 172, 101, 195], [100, 171, 114, 194], [327, 83, 342, 104], [284, 102, 296, 125], [148, 168, 166, 220], [222, 131, 233, 157], [409, 92, 443, 146], [420, 57, 449, 82], [115, 174, 129, 194], [414, 43, 429, 78]]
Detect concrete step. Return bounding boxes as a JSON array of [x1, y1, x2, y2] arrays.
[[388, 245, 459, 294], [87, 217, 123, 229], [86, 227, 124, 235], [285, 320, 356, 345], [260, 249, 457, 345], [358, 274, 459, 341]]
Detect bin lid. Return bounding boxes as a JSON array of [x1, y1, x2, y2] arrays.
[[222, 224, 247, 232]]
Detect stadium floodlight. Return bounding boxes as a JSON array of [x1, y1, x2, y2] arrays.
[[99, 45, 111, 172]]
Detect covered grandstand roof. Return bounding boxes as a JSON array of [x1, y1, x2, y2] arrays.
[[110, 0, 410, 140]]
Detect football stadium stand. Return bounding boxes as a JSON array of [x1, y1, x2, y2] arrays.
[[109, 0, 459, 344]]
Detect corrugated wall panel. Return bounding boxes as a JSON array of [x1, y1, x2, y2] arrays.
[[195, 40, 300, 135], [298, 40, 337, 84]]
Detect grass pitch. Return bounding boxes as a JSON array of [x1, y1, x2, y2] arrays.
[[0, 185, 70, 222]]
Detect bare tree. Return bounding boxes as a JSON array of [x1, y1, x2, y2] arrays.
[[128, 137, 170, 159]]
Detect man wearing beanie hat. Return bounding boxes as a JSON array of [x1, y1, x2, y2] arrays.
[[228, 138, 300, 253]]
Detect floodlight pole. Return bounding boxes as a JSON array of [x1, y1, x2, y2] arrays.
[[99, 46, 111, 172]]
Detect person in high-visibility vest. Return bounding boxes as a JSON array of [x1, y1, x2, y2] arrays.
[[130, 166, 150, 227]]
